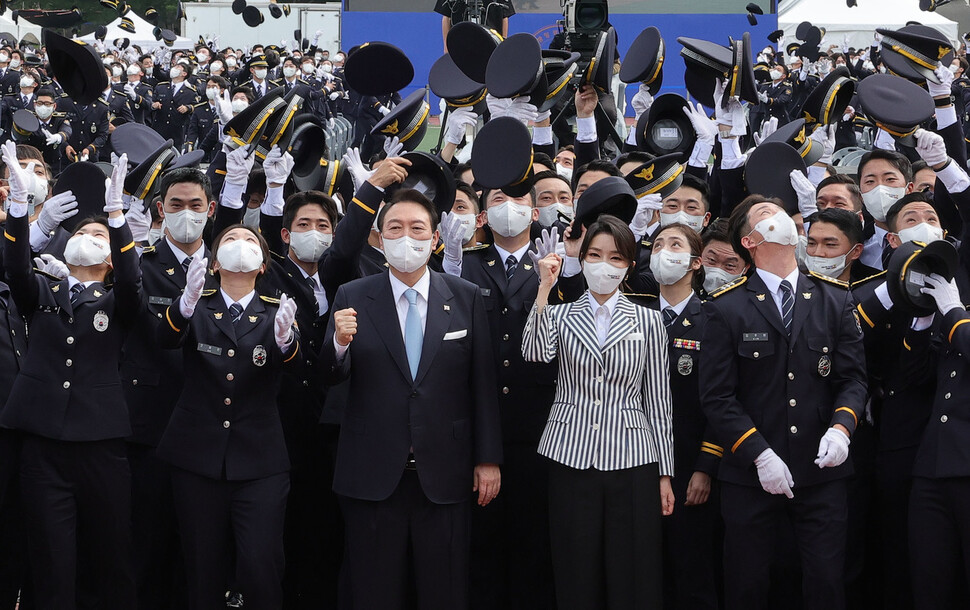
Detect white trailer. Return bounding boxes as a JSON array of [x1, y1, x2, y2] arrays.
[[181, 2, 342, 54]]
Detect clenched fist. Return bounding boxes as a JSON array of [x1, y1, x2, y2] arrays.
[[334, 308, 358, 347]]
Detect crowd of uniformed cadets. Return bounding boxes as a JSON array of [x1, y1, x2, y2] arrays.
[[3, 3, 970, 610]]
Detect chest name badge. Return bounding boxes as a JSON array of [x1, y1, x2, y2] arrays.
[[818, 355, 831, 377], [93, 310, 109, 332], [678, 354, 694, 376], [197, 343, 222, 356], [742, 332, 769, 342], [672, 338, 700, 351], [148, 296, 173, 306], [253, 345, 267, 367]]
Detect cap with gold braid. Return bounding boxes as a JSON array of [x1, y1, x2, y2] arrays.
[[447, 22, 504, 84], [429, 53, 487, 114], [857, 73, 934, 147], [573, 176, 638, 229], [763, 118, 823, 166], [620, 26, 665, 94], [223, 87, 286, 150], [799, 65, 855, 126], [44, 29, 108, 105], [878, 25, 954, 84], [370, 89, 430, 153], [678, 37, 733, 107], [625, 153, 685, 199], [725, 32, 759, 106], [471, 116, 535, 198], [124, 139, 177, 202]]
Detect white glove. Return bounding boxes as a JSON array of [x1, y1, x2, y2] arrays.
[[752, 116, 779, 146], [274, 293, 298, 349], [33, 253, 69, 279], [754, 448, 795, 498], [629, 193, 662, 238], [815, 427, 851, 469], [873, 32, 883, 46], [439, 211, 466, 266], [683, 101, 719, 144], [103, 153, 128, 214], [342, 147, 374, 193], [790, 170, 818, 218], [1, 141, 30, 204], [842, 34, 851, 53], [79, 150, 89, 163], [809, 124, 837, 165], [535, 108, 551, 123], [490, 96, 538, 125], [928, 63, 954, 98], [914, 128, 949, 168], [35, 191, 78, 234], [527, 227, 560, 275], [631, 83, 653, 120], [757, 90, 769, 104], [313, 29, 323, 44], [328, 91, 340, 101], [377, 104, 391, 117], [179, 256, 208, 318], [41, 128, 63, 147], [485, 93, 512, 117], [383, 135, 404, 158], [124, 82, 138, 101], [216, 90, 233, 124], [224, 143, 256, 186], [921, 272, 964, 315], [124, 202, 152, 242], [263, 146, 295, 186], [327, 117, 336, 129], [444, 107, 478, 145]]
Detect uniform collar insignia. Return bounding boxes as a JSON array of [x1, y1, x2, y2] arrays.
[[93, 290, 102, 297], [214, 312, 223, 319], [165, 268, 175, 275], [682, 318, 691, 327], [248, 315, 257, 322], [487, 260, 496, 266], [756, 294, 766, 301], [803, 292, 812, 299]]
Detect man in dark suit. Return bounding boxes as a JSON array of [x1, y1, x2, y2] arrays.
[[117, 64, 154, 126], [64, 96, 109, 163], [151, 63, 200, 151], [700, 196, 867, 610], [320, 188, 503, 610], [30, 87, 71, 175], [0, 49, 21, 96]]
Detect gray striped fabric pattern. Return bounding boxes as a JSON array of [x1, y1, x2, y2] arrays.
[[522, 293, 674, 475]]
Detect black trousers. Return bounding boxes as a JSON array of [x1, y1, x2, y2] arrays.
[[875, 447, 917, 610], [339, 470, 470, 610], [661, 470, 721, 610], [0, 430, 29, 610], [170, 467, 289, 610], [128, 442, 186, 610], [547, 461, 662, 610], [908, 476, 970, 610], [720, 479, 847, 610], [20, 435, 135, 610], [470, 442, 556, 610]]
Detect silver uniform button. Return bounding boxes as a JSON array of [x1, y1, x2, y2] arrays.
[[66, 359, 72, 367], [945, 392, 952, 400], [789, 399, 796, 407], [788, 372, 794, 380], [223, 421, 230, 428], [228, 349, 235, 357], [753, 352, 760, 358], [226, 373, 234, 381], [790, 426, 797, 434], [66, 336, 74, 345], [941, 415, 949, 423], [63, 381, 70, 389]]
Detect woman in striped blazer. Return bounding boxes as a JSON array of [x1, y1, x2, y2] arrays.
[[523, 216, 674, 610]]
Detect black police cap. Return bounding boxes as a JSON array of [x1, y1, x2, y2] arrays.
[[145, 6, 159, 23], [255, 84, 308, 161], [242, 6, 264, 28], [288, 114, 327, 185], [745, 141, 807, 215], [44, 29, 108, 106], [370, 88, 431, 153], [887, 239, 958, 315], [678, 37, 732, 107], [857, 73, 934, 147], [224, 87, 286, 148], [798, 65, 854, 127], [636, 93, 696, 162], [726, 32, 759, 106], [231, 0, 246, 15], [119, 16, 135, 34], [620, 27, 665, 86], [124, 139, 177, 202], [447, 22, 503, 85], [268, 3, 290, 19], [343, 41, 414, 96], [582, 27, 616, 93], [795, 21, 813, 41], [878, 25, 953, 84], [573, 176, 638, 229], [110, 123, 169, 165], [763, 118, 824, 166], [471, 116, 534, 198], [747, 13, 758, 27], [11, 109, 37, 142], [429, 53, 487, 112], [95, 25, 107, 42], [486, 33, 547, 107], [53, 161, 107, 234], [768, 30, 784, 44], [384, 152, 457, 217], [746, 3, 764, 15], [540, 49, 581, 112], [625, 153, 685, 199]]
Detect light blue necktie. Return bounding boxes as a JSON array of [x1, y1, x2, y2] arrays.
[[404, 288, 422, 380]]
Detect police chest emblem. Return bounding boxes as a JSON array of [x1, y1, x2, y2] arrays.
[[818, 355, 831, 377], [93, 310, 109, 332], [253, 345, 267, 366], [677, 353, 693, 376], [90, 122, 97, 134]]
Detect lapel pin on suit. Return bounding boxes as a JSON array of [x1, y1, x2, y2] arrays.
[[756, 294, 766, 301], [487, 260, 496, 266], [443, 304, 450, 311], [93, 290, 103, 298], [682, 318, 691, 327], [214, 312, 223, 319], [803, 292, 812, 300], [165, 268, 175, 275], [248, 315, 257, 323], [52, 284, 59, 292]]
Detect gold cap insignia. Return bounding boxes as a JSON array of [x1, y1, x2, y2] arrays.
[[634, 165, 655, 181], [803, 292, 812, 300], [381, 119, 399, 135]]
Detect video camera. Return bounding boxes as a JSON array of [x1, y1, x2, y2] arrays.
[[560, 0, 610, 59]]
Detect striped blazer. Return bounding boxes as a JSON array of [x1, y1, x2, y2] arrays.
[[522, 292, 674, 474]]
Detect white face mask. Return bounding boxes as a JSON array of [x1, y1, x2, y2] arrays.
[[64, 233, 110, 267], [950, 64, 960, 75], [111, 66, 123, 77], [197, 53, 209, 63], [254, 68, 268, 80], [9, 59, 20, 70], [231, 98, 249, 114], [226, 57, 237, 68], [243, 206, 260, 229], [486, 201, 533, 238], [147, 227, 163, 244], [302, 63, 314, 74], [649, 248, 693, 285], [0, 53, 11, 64], [322, 64, 333, 73], [382, 235, 433, 273], [126, 65, 141, 76], [702, 266, 741, 293], [164, 209, 207, 243], [555, 163, 573, 182], [659, 210, 705, 233], [863, 61, 875, 72], [805, 253, 848, 278], [452, 213, 478, 243], [795, 234, 809, 270], [537, 203, 571, 228], [288, 229, 332, 262], [34, 104, 53, 120], [217, 239, 263, 273], [19, 77, 33, 89], [169, 67, 182, 80], [897, 222, 944, 245], [582, 260, 627, 295], [769, 69, 783, 80], [211, 62, 223, 73], [861, 184, 906, 223], [206, 87, 219, 100], [748, 210, 799, 247], [283, 66, 297, 78], [27, 174, 47, 207]]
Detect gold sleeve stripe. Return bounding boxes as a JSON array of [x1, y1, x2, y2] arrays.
[[732, 427, 757, 454], [3, 231, 14, 242], [835, 407, 858, 428], [701, 442, 724, 457], [353, 197, 375, 215], [120, 241, 136, 253], [903, 338, 911, 351], [857, 304, 875, 329], [949, 319, 970, 343], [165, 307, 180, 332], [283, 341, 300, 362]]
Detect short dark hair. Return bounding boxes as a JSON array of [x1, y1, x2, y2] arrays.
[[701, 217, 732, 247], [810, 208, 864, 246], [816, 174, 863, 211], [857, 149, 913, 184], [886, 191, 935, 232], [728, 194, 787, 266], [207, 75, 229, 90], [532, 152, 554, 171], [34, 87, 55, 99], [453, 161, 473, 181], [911, 159, 932, 177], [676, 172, 711, 212], [532, 169, 571, 192], [655, 223, 706, 294], [615, 150, 654, 170], [244, 168, 266, 199], [377, 188, 439, 231], [573, 159, 621, 192], [579, 215, 637, 283], [231, 85, 254, 103], [159, 167, 213, 203], [282, 190, 339, 230], [455, 181, 481, 214]]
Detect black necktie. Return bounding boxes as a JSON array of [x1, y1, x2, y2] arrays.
[[662, 306, 677, 328], [229, 302, 244, 325], [306, 276, 318, 292], [881, 236, 894, 269], [181, 256, 192, 275], [505, 255, 518, 280], [780, 280, 794, 335], [70, 283, 84, 305]]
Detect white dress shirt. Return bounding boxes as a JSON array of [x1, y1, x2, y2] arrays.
[[493, 242, 530, 274], [295, 263, 329, 317], [165, 237, 204, 267], [220, 288, 255, 311], [860, 225, 887, 270], [335, 269, 431, 357], [588, 290, 620, 347], [756, 267, 800, 318], [659, 291, 693, 318]]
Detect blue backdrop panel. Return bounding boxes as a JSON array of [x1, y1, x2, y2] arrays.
[[340, 8, 779, 116]]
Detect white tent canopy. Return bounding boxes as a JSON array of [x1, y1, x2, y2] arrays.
[[0, 13, 43, 43], [78, 11, 193, 50], [778, 0, 959, 54]]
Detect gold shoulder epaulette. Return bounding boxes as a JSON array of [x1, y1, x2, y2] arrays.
[[34, 269, 61, 281], [623, 292, 658, 299], [709, 275, 748, 298], [810, 271, 849, 289], [462, 243, 491, 252], [850, 269, 887, 289], [142, 245, 156, 254], [260, 295, 281, 304], [202, 288, 218, 296]]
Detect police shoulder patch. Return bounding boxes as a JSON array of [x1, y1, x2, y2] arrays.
[[709, 275, 748, 298], [849, 269, 887, 290], [809, 271, 849, 289]]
